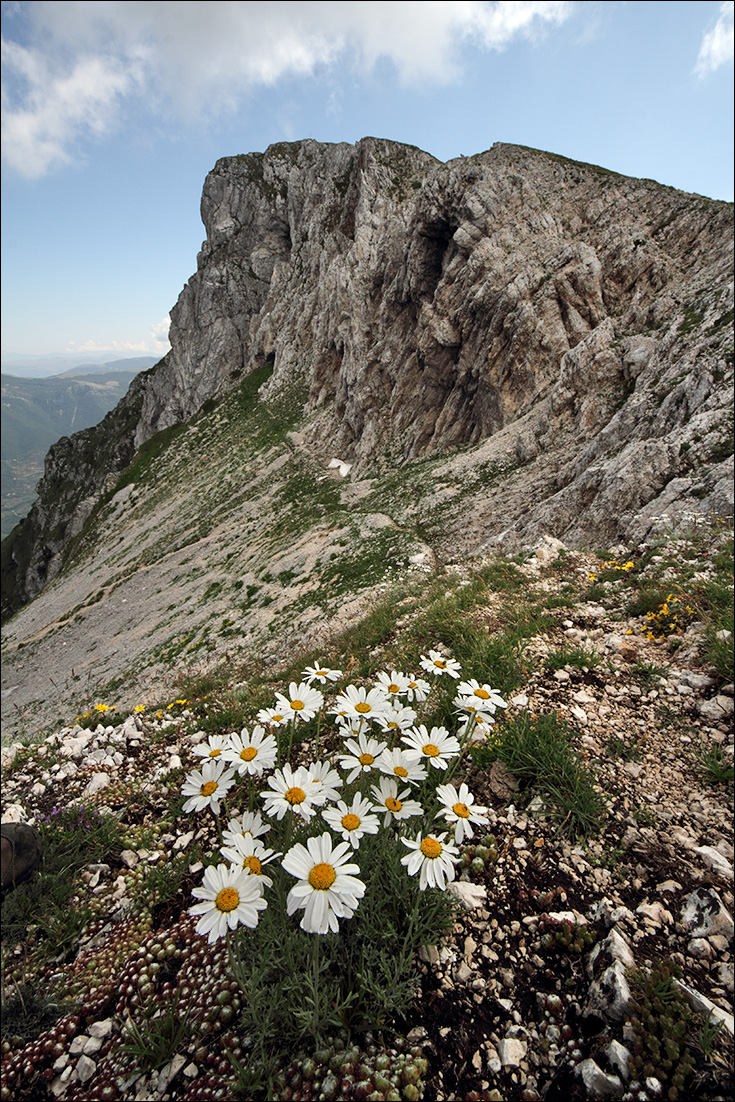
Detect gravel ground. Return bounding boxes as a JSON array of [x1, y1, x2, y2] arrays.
[[1, 544, 733, 1102]]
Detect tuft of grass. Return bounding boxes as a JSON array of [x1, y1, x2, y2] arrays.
[[474, 711, 605, 838], [545, 644, 601, 672], [630, 660, 666, 684], [120, 994, 196, 1074], [0, 981, 74, 1047], [696, 744, 734, 788]]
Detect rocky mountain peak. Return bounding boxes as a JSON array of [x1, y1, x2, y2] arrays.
[[1, 137, 732, 631]]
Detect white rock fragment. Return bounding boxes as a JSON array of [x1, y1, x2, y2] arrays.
[[681, 887, 734, 938], [75, 1054, 96, 1084], [605, 1039, 631, 1081], [497, 1037, 527, 1067], [636, 901, 673, 927], [88, 1019, 113, 1039], [576, 1058, 623, 1097], [584, 961, 631, 1022], [83, 772, 111, 796], [156, 1054, 188, 1093], [674, 979, 734, 1036], [328, 457, 352, 478], [447, 880, 487, 910], [694, 846, 734, 879]]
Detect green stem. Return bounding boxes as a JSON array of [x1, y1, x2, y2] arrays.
[[311, 934, 321, 1043], [445, 712, 478, 786]]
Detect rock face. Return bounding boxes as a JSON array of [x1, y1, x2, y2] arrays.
[[2, 137, 733, 619]]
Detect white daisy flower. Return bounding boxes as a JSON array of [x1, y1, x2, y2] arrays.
[[322, 794, 380, 847], [376, 747, 427, 786], [370, 777, 423, 828], [334, 684, 391, 723], [453, 696, 497, 728], [181, 760, 237, 816], [221, 810, 270, 847], [274, 682, 324, 722], [260, 764, 317, 820], [456, 679, 507, 712], [419, 650, 462, 678], [304, 760, 343, 806], [303, 663, 343, 685], [401, 725, 461, 770], [374, 670, 411, 699], [219, 834, 280, 889], [337, 733, 388, 783], [282, 832, 366, 934], [457, 716, 496, 743], [191, 734, 232, 761], [221, 726, 278, 776], [404, 676, 431, 703], [256, 706, 290, 728], [189, 862, 267, 942], [373, 704, 418, 734], [434, 781, 489, 843], [401, 830, 459, 890]]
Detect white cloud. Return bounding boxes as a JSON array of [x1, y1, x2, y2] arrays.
[[65, 315, 171, 358], [2, 1, 571, 175], [1, 36, 140, 176], [694, 1, 734, 77]]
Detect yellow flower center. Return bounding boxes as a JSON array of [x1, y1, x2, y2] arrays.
[[385, 797, 402, 813], [388, 683, 400, 694], [290, 700, 304, 711], [453, 802, 471, 819], [240, 746, 257, 761], [201, 781, 218, 796], [422, 743, 440, 757], [244, 856, 262, 875], [355, 702, 371, 713], [215, 887, 240, 912], [359, 752, 374, 766], [394, 765, 408, 777], [434, 659, 446, 669], [285, 786, 306, 805], [272, 714, 284, 723], [209, 748, 222, 756], [474, 688, 490, 700], [420, 837, 442, 859], [309, 862, 336, 890], [342, 813, 360, 831]]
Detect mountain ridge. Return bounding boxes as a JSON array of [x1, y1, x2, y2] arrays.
[[0, 137, 732, 738]]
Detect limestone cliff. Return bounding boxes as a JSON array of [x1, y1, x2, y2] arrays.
[[2, 137, 733, 622]]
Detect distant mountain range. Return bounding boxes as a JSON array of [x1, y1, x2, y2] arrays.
[[0, 353, 159, 379], [1, 358, 156, 538]]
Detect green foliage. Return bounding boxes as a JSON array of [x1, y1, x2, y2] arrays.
[[696, 743, 734, 788], [120, 994, 195, 1073], [0, 981, 74, 1047], [626, 960, 697, 1100], [228, 828, 456, 1056], [630, 660, 666, 684], [1, 804, 123, 957], [479, 711, 605, 838], [606, 736, 643, 762], [545, 644, 601, 671]]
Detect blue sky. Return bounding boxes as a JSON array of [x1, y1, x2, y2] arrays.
[[1, 1, 733, 365]]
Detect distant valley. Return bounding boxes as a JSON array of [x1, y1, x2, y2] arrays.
[[1, 358, 156, 538]]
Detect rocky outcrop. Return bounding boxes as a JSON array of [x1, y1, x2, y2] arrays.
[[2, 137, 733, 620]]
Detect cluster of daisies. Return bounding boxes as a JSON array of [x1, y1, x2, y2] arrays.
[[183, 650, 507, 942]]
